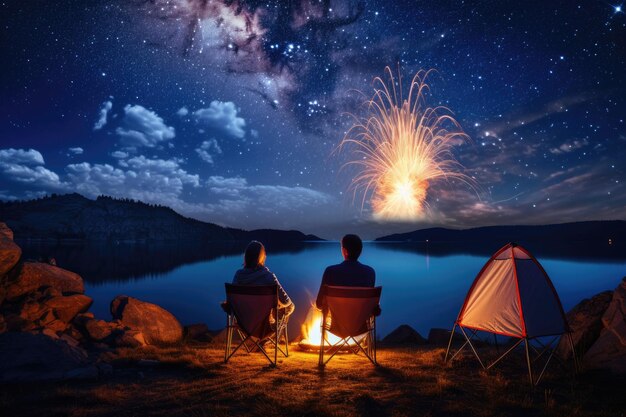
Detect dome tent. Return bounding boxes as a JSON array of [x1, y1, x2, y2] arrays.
[[444, 243, 576, 385]]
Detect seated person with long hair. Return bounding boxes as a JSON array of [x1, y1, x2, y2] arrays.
[[232, 240, 295, 320]]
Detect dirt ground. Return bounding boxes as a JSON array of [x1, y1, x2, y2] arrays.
[[2, 344, 625, 417]]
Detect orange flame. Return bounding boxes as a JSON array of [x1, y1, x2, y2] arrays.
[[338, 67, 473, 221], [299, 305, 344, 348]]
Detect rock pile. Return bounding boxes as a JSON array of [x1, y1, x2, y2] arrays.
[[0, 222, 193, 382], [559, 277, 626, 373]]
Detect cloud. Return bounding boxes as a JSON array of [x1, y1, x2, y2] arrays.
[[111, 150, 128, 159], [0, 148, 45, 165], [93, 100, 113, 130], [0, 148, 64, 189], [116, 105, 175, 148], [192, 101, 246, 139], [195, 139, 222, 164], [66, 155, 199, 202], [206, 175, 248, 197], [176, 107, 189, 117], [483, 92, 598, 137], [549, 139, 589, 155], [204, 175, 335, 217], [68, 147, 84, 155]]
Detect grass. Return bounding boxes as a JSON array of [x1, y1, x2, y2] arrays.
[[2, 343, 625, 417]]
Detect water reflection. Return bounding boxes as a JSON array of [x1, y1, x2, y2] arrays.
[[17, 240, 312, 283], [375, 240, 626, 262], [16, 240, 626, 338]]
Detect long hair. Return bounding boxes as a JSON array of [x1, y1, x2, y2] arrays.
[[244, 240, 266, 269]]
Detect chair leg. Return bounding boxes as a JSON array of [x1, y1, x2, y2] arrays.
[[224, 315, 232, 363], [274, 325, 278, 366], [319, 317, 325, 367], [373, 318, 377, 365]]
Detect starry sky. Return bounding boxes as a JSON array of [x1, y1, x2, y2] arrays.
[[1, 0, 625, 239]]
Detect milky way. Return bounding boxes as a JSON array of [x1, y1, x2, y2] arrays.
[[1, 1, 625, 238]]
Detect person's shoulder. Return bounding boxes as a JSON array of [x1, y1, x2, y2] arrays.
[[324, 263, 343, 273], [359, 262, 376, 274], [260, 266, 276, 278]]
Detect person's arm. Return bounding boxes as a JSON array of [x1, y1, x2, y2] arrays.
[[271, 272, 292, 308], [315, 267, 330, 309]]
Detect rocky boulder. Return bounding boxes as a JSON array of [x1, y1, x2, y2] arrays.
[[114, 329, 147, 348], [0, 222, 14, 240], [383, 325, 426, 345], [0, 222, 21, 279], [584, 278, 626, 373], [44, 294, 93, 323], [557, 291, 613, 360], [86, 319, 115, 341], [184, 323, 212, 342], [0, 332, 89, 382], [5, 262, 84, 301], [110, 295, 183, 345]]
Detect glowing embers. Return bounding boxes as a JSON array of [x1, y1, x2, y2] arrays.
[[298, 305, 359, 352], [339, 67, 472, 221]]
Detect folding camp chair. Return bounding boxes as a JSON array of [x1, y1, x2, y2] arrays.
[[318, 285, 382, 367], [223, 283, 289, 366]]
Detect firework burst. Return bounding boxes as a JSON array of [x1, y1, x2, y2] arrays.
[[338, 67, 473, 221]]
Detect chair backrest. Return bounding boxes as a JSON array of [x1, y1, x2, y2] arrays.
[[225, 283, 277, 339], [321, 285, 382, 339]]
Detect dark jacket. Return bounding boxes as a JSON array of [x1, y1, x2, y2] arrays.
[[233, 266, 292, 307], [315, 260, 376, 309]]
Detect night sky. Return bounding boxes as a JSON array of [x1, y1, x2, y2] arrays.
[[1, 0, 625, 238]]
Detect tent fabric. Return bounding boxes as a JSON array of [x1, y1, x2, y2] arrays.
[[457, 243, 567, 339]]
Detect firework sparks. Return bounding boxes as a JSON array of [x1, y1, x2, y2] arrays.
[[339, 67, 473, 221]]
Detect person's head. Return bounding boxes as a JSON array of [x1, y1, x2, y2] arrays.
[[244, 240, 266, 268], [341, 234, 363, 261]]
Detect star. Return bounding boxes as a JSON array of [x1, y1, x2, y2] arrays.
[[614, 4, 623, 13]]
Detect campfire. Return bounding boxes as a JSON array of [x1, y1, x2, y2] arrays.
[[298, 305, 357, 351]]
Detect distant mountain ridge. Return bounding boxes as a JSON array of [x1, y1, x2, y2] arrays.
[[375, 221, 626, 244], [0, 193, 322, 242]]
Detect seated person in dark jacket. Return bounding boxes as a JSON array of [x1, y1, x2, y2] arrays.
[[232, 240, 295, 319], [315, 234, 377, 313]]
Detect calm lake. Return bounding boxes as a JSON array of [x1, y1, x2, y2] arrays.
[[18, 240, 626, 339]]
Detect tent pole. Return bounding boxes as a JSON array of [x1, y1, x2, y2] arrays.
[[535, 346, 556, 385], [486, 338, 523, 370], [460, 326, 485, 369], [525, 338, 534, 386], [445, 323, 457, 363]]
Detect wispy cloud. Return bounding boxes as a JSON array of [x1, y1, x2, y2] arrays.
[[93, 100, 113, 130]]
